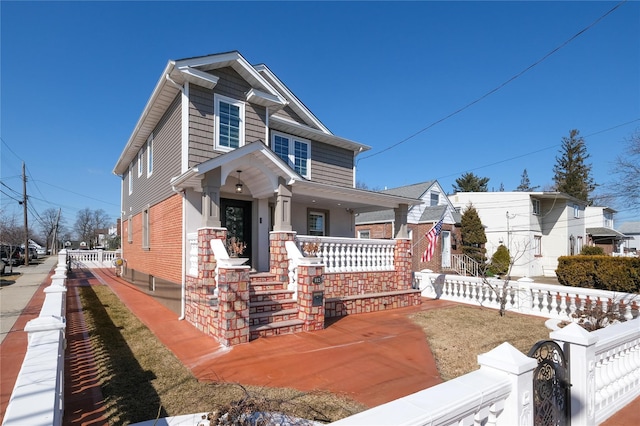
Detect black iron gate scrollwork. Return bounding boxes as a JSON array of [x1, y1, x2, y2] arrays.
[[528, 340, 571, 426]]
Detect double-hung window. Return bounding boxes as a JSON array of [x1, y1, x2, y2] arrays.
[[573, 204, 580, 219], [430, 192, 439, 206], [533, 235, 542, 256], [308, 210, 327, 236], [272, 132, 310, 178], [215, 94, 244, 151], [142, 206, 150, 249]]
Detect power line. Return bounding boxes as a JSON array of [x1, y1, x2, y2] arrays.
[[358, 0, 628, 163]]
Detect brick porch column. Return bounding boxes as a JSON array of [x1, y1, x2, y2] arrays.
[[186, 227, 227, 334], [269, 231, 296, 282], [394, 238, 413, 290], [296, 259, 325, 331], [216, 266, 250, 346]]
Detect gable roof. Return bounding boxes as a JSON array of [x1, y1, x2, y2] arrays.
[[114, 51, 370, 176]]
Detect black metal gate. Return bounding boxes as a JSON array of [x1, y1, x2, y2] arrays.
[[528, 340, 571, 426]]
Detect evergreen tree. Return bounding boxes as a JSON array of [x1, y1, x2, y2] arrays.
[[552, 129, 596, 203], [460, 203, 487, 265], [452, 172, 489, 192], [499, 182, 505, 192], [515, 169, 539, 191]]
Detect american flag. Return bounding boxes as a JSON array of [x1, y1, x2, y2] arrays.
[[421, 218, 444, 263]]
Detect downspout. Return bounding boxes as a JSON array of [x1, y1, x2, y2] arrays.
[[179, 192, 186, 320], [166, 72, 188, 320]]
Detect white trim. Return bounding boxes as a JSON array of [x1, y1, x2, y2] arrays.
[[181, 82, 189, 173], [128, 163, 133, 195], [214, 94, 245, 152], [146, 134, 154, 177], [137, 149, 143, 177]]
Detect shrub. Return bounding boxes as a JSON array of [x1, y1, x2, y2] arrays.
[[488, 244, 510, 277], [581, 246, 604, 255], [556, 256, 640, 293]]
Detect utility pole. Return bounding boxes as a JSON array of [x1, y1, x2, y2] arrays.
[[22, 162, 29, 266], [52, 208, 61, 255]]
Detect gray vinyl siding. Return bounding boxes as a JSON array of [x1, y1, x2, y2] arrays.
[[188, 67, 267, 167], [273, 106, 319, 130], [123, 94, 182, 215], [310, 142, 354, 187]]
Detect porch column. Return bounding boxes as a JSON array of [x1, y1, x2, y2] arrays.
[[202, 169, 222, 228], [393, 203, 409, 239], [273, 178, 292, 232]]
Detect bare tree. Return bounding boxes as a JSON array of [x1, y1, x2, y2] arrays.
[[38, 208, 64, 252], [74, 208, 111, 248], [610, 129, 640, 209]]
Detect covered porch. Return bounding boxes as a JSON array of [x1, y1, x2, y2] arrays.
[[171, 142, 424, 345]]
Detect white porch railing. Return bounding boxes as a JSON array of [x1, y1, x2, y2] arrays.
[[66, 249, 118, 268], [296, 235, 395, 273], [416, 272, 638, 321]]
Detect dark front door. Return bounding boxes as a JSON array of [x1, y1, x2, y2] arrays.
[[221, 198, 252, 265]]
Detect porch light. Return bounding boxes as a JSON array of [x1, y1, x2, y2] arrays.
[[235, 170, 243, 193]]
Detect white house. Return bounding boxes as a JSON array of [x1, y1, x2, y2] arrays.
[[617, 221, 640, 253], [448, 192, 588, 277]]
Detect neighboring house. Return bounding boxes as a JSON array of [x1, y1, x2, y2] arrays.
[[355, 180, 461, 272], [113, 51, 422, 345], [618, 221, 640, 254], [448, 192, 589, 278], [584, 206, 628, 255]]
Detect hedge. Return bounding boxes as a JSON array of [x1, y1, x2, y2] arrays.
[[556, 256, 640, 293]]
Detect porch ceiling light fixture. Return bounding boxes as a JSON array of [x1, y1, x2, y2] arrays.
[[235, 170, 243, 193]]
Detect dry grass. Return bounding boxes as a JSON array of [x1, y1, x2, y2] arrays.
[[410, 305, 550, 381], [80, 285, 365, 425]]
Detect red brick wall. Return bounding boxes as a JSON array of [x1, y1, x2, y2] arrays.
[[355, 223, 393, 239], [409, 223, 461, 272], [121, 194, 183, 284]]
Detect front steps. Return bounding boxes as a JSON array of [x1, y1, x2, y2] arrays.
[[249, 273, 304, 340]]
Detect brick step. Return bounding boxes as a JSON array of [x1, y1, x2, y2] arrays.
[[249, 272, 281, 283], [249, 319, 305, 341], [250, 289, 295, 303], [249, 308, 299, 327], [250, 280, 287, 292], [250, 299, 297, 313]]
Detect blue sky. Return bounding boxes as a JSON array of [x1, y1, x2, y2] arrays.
[[1, 1, 639, 233]]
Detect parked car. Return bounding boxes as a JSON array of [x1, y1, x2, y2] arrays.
[[36, 247, 47, 256], [1, 245, 23, 266]]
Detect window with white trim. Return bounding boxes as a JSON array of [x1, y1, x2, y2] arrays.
[[127, 215, 133, 243], [358, 230, 370, 239], [573, 204, 580, 219], [308, 210, 326, 236], [128, 163, 133, 195], [272, 132, 310, 178], [430, 192, 439, 206], [142, 206, 150, 249], [137, 149, 143, 177], [533, 235, 541, 256], [576, 236, 583, 253], [603, 211, 613, 228], [215, 94, 244, 151], [147, 136, 153, 177], [532, 198, 541, 215]]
